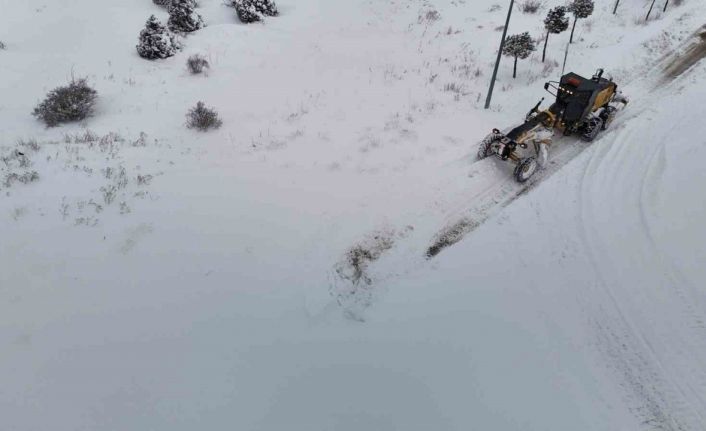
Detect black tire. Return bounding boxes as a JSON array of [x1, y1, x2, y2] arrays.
[[580, 118, 604, 142], [477, 139, 492, 160], [600, 106, 616, 130], [514, 157, 537, 183]]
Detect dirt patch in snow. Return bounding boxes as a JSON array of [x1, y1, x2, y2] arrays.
[[426, 217, 479, 259], [663, 24, 706, 81], [331, 226, 413, 320]]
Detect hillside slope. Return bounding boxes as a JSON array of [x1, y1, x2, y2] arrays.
[[1, 0, 705, 429]]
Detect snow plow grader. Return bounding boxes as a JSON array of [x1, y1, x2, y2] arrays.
[[478, 69, 628, 182]]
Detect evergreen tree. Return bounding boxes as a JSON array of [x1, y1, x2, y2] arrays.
[[232, 0, 278, 24], [568, 0, 594, 43], [136, 15, 179, 60], [167, 0, 197, 11], [542, 6, 569, 62], [502, 32, 536, 79], [168, 0, 205, 33]]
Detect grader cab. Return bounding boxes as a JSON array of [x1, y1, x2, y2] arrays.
[[542, 68, 625, 140]]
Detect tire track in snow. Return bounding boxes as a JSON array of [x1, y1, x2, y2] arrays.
[[575, 87, 706, 429], [329, 127, 602, 320], [575, 122, 689, 431], [636, 104, 706, 423]]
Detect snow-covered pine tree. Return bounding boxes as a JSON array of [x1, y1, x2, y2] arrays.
[[167, 0, 197, 11], [568, 0, 594, 43], [542, 6, 569, 62], [232, 0, 278, 24], [168, 0, 205, 33], [502, 32, 536, 79], [136, 15, 180, 60]]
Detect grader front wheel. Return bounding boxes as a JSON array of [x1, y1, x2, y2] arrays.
[[514, 157, 538, 183]]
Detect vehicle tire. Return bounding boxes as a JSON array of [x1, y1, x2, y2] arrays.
[[581, 118, 604, 142], [514, 157, 537, 183], [600, 106, 616, 130], [477, 139, 493, 160]]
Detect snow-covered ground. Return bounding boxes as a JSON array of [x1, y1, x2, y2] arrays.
[[2, 0, 706, 429]]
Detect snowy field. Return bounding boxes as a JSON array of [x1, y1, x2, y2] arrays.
[[2, 0, 706, 429]]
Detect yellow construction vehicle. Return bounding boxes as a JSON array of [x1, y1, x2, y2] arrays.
[[478, 69, 628, 182]]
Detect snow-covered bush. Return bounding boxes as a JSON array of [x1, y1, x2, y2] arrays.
[[32, 78, 97, 127], [137, 15, 180, 60], [542, 6, 569, 61], [568, 0, 594, 43], [0, 41, 5, 50], [502, 32, 536, 78], [168, 0, 197, 9], [231, 0, 278, 24], [168, 0, 204, 33], [186, 102, 222, 131], [186, 54, 209, 74], [520, 0, 543, 14]]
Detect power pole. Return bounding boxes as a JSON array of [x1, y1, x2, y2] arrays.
[[645, 0, 657, 21], [484, 0, 514, 109], [561, 42, 570, 76]]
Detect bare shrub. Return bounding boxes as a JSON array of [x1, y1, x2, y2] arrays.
[[186, 101, 223, 131], [418, 8, 441, 24], [1, 149, 30, 169], [4, 171, 39, 188], [444, 82, 463, 93], [137, 174, 153, 185], [520, 0, 543, 14], [17, 138, 40, 152], [65, 129, 99, 143], [132, 132, 148, 147], [443, 82, 466, 100], [0, 41, 5, 50], [187, 54, 210, 74], [542, 59, 559, 76], [32, 78, 97, 127]]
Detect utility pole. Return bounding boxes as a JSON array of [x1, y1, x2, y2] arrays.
[[484, 0, 514, 109], [645, 0, 657, 22], [561, 42, 570, 76]]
